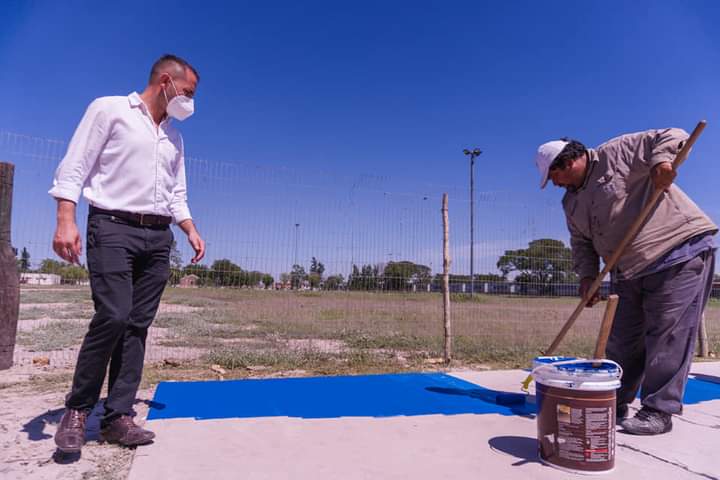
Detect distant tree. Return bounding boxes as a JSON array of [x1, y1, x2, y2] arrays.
[[280, 272, 290, 285], [382, 261, 431, 291], [170, 241, 183, 269], [19, 247, 31, 272], [211, 259, 243, 287], [261, 274, 274, 289], [497, 238, 577, 294], [310, 257, 325, 277], [38, 258, 88, 284], [348, 264, 380, 291], [39, 258, 65, 275], [169, 241, 184, 285], [242, 270, 264, 288], [348, 265, 361, 290], [62, 264, 89, 284], [290, 264, 307, 289], [324, 274, 344, 291], [308, 272, 322, 289]]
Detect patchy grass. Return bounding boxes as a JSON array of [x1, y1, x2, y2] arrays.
[[19, 307, 50, 320], [204, 347, 331, 370], [450, 293, 489, 303], [17, 321, 87, 351], [318, 309, 346, 321], [24, 371, 75, 392], [202, 345, 413, 376], [297, 291, 323, 298], [140, 365, 228, 389], [19, 304, 92, 321], [152, 289, 720, 369], [20, 286, 720, 372], [343, 332, 438, 352], [20, 286, 90, 304]]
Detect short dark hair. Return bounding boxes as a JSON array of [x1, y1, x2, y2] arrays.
[[551, 138, 586, 170], [149, 54, 200, 84]]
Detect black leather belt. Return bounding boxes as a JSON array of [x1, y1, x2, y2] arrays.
[[89, 206, 172, 226]]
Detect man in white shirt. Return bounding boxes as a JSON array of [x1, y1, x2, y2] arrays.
[[49, 54, 205, 453]]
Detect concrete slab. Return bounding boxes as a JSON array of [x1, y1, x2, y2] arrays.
[[129, 363, 720, 480]]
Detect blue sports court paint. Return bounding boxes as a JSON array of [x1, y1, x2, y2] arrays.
[[148, 372, 535, 421], [684, 374, 720, 405]]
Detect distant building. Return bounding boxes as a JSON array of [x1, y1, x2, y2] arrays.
[[20, 273, 61, 285], [178, 274, 199, 288]]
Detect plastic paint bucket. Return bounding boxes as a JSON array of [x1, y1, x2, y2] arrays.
[[533, 358, 622, 474]]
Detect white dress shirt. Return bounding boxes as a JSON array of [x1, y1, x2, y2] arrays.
[[49, 92, 192, 223]]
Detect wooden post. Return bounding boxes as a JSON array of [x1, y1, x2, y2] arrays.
[[0, 162, 19, 370], [442, 193, 452, 363], [697, 313, 709, 358]]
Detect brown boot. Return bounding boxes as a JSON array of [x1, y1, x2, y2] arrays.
[[100, 415, 155, 447], [54, 409, 88, 453]]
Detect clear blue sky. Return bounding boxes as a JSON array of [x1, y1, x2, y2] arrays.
[[2, 0, 719, 278]]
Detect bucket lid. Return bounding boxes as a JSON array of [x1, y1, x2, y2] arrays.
[[532, 359, 622, 391], [555, 360, 620, 376], [532, 356, 576, 368]]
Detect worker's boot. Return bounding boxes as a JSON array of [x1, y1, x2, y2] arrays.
[[621, 406, 672, 435]]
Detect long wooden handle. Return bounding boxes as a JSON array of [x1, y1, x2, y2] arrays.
[[543, 120, 706, 355], [594, 294, 619, 359]]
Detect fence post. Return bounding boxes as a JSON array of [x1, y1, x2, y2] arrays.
[[697, 313, 708, 358], [442, 193, 452, 363], [0, 162, 19, 370]]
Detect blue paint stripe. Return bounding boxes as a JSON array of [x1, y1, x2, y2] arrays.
[[148, 372, 534, 420], [148, 372, 720, 421]]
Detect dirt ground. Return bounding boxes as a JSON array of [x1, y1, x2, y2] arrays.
[[0, 363, 153, 480], [2, 298, 213, 480], [4, 287, 718, 479]]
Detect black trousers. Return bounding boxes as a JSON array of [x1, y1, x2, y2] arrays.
[[607, 250, 715, 415], [66, 213, 172, 425]]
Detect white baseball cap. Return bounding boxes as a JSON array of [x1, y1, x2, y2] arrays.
[[535, 140, 569, 189]]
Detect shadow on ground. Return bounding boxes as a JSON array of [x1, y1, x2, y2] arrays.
[[21, 398, 158, 464], [488, 436, 540, 467]]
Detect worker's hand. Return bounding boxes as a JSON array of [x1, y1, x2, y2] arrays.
[[52, 221, 82, 264], [651, 161, 676, 191], [579, 277, 600, 307]]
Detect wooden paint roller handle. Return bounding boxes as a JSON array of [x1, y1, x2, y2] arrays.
[[594, 294, 619, 360]]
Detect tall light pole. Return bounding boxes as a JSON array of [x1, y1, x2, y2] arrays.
[[463, 148, 481, 296], [294, 223, 300, 267]]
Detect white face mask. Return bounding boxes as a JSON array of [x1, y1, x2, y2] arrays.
[[164, 77, 194, 121]]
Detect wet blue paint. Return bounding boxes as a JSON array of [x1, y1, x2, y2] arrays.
[[148, 372, 720, 421], [684, 375, 720, 405], [148, 372, 535, 421]]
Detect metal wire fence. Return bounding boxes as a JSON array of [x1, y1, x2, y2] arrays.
[[3, 130, 719, 370]]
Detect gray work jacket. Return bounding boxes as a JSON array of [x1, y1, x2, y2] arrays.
[[562, 128, 717, 280]]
